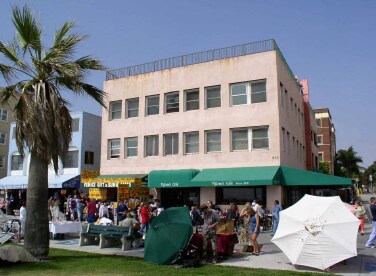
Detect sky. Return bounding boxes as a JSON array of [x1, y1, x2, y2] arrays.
[[0, 1, 375, 167]]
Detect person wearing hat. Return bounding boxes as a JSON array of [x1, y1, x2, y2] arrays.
[[200, 204, 220, 264]]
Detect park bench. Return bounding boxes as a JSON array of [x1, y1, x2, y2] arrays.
[[79, 224, 137, 251]]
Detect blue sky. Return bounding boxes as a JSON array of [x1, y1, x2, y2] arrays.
[[0, 1, 375, 167]]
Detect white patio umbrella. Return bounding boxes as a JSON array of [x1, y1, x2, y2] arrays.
[[272, 195, 360, 271]]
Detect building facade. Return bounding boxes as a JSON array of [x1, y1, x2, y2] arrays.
[[100, 40, 348, 210], [0, 111, 102, 203], [314, 108, 336, 174]]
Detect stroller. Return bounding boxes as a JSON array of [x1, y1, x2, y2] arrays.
[[172, 235, 200, 268], [0, 219, 21, 244]]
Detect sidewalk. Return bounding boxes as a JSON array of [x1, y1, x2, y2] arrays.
[[49, 195, 376, 276]]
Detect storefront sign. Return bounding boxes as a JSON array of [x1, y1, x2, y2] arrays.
[[89, 188, 107, 200], [62, 176, 81, 189], [83, 182, 124, 188], [160, 182, 179, 187], [211, 181, 251, 187], [81, 170, 100, 180], [118, 185, 130, 201]]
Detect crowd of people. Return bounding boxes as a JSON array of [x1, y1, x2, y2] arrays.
[[189, 199, 282, 263]]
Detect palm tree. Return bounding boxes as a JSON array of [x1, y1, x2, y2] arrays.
[[335, 146, 363, 178], [0, 6, 106, 258]]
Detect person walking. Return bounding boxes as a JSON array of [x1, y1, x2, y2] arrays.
[[366, 197, 376, 248], [272, 200, 282, 236], [238, 202, 252, 245], [19, 201, 26, 239], [200, 204, 220, 263], [354, 200, 366, 235], [140, 202, 150, 234], [87, 198, 96, 223]]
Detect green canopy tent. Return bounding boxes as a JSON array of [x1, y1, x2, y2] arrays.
[[144, 207, 193, 265]]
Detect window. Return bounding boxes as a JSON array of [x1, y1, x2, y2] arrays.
[[282, 127, 286, 153], [145, 135, 159, 157], [318, 152, 324, 163], [185, 89, 199, 111], [231, 129, 248, 151], [109, 101, 122, 120], [11, 154, 23, 170], [165, 92, 179, 113], [206, 130, 221, 153], [0, 109, 8, 122], [164, 133, 178, 156], [231, 83, 247, 105], [63, 150, 79, 168], [317, 135, 323, 145], [0, 133, 6, 144], [12, 127, 16, 139], [108, 139, 121, 159], [184, 132, 199, 154], [85, 151, 94, 165], [146, 95, 160, 116], [316, 118, 322, 127], [280, 83, 284, 108], [216, 187, 266, 205], [251, 81, 267, 103], [126, 98, 139, 118], [253, 128, 269, 149], [125, 137, 138, 158], [205, 86, 221, 108], [72, 118, 80, 132], [287, 131, 290, 154], [0, 156, 4, 168], [230, 80, 267, 106]]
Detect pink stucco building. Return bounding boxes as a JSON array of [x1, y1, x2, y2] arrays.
[[99, 40, 349, 211]]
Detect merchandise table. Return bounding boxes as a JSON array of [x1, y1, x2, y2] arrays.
[[191, 233, 238, 256], [49, 221, 82, 236]]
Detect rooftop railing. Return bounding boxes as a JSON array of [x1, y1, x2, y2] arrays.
[[106, 39, 280, 81]]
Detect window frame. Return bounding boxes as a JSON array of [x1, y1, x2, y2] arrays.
[[109, 101, 122, 120], [205, 86, 221, 109], [125, 137, 138, 158], [164, 133, 179, 156], [230, 80, 267, 106], [145, 135, 159, 157], [108, 138, 121, 159], [11, 153, 23, 171], [318, 152, 324, 163], [0, 156, 4, 168], [184, 131, 199, 155], [84, 151, 94, 165], [317, 135, 323, 145], [126, 98, 139, 118], [63, 150, 79, 168], [205, 130, 221, 153], [230, 82, 248, 106], [250, 80, 267, 104], [230, 128, 249, 151], [0, 133, 6, 145], [145, 95, 160, 116], [0, 109, 8, 122], [251, 127, 269, 150], [165, 92, 180, 114], [184, 89, 199, 111]]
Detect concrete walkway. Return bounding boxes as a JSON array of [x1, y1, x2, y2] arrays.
[[49, 194, 376, 275]]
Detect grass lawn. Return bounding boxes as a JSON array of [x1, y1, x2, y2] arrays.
[[0, 247, 332, 276]]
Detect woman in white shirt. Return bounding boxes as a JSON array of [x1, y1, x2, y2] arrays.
[[19, 201, 26, 237]]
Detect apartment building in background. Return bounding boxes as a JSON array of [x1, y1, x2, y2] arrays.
[[314, 108, 336, 174]]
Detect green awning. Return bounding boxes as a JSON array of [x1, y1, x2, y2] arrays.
[[148, 169, 200, 188], [280, 166, 352, 186], [190, 166, 282, 187]]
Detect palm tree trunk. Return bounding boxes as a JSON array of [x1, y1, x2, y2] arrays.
[[24, 151, 49, 258]]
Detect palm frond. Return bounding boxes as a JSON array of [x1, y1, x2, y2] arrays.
[[74, 56, 107, 71], [0, 63, 16, 82], [11, 5, 42, 59], [0, 40, 27, 69]]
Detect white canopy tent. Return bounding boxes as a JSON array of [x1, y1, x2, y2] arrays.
[[0, 174, 80, 189]]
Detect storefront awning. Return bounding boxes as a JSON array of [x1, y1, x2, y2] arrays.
[[279, 166, 352, 186], [190, 166, 281, 187], [82, 174, 147, 188], [0, 174, 81, 189], [148, 169, 200, 188]]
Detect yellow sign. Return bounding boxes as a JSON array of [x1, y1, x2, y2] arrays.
[[89, 188, 107, 200], [81, 170, 100, 180], [129, 187, 149, 198], [118, 185, 130, 201]]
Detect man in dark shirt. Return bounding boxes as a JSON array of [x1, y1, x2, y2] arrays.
[[365, 197, 376, 248], [116, 201, 127, 224], [201, 204, 220, 263]]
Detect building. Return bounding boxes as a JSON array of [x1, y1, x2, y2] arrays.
[[0, 111, 101, 205], [99, 39, 350, 210], [314, 108, 336, 174]]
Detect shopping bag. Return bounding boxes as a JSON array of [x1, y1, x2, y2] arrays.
[[216, 219, 234, 234]]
